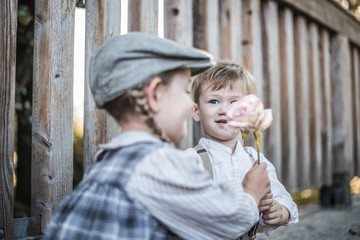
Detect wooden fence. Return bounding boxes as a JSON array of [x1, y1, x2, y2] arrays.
[[1, 0, 360, 239]]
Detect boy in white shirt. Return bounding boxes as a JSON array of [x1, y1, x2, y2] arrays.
[[186, 61, 299, 239]]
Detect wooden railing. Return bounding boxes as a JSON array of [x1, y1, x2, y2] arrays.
[[1, 0, 360, 239]]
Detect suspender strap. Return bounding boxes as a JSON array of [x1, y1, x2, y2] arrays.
[[244, 147, 257, 165], [194, 144, 214, 179]]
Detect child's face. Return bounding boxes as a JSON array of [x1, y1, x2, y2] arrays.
[[155, 69, 193, 144], [192, 81, 246, 144]]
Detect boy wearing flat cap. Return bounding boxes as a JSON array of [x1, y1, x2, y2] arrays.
[[44, 32, 270, 240]]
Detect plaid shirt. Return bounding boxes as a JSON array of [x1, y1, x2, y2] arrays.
[[44, 131, 259, 240]]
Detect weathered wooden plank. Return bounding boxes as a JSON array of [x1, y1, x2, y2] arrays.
[[128, 0, 158, 35], [193, 0, 220, 60], [219, 0, 232, 60], [262, 0, 282, 180], [84, 0, 121, 170], [32, 0, 75, 231], [0, 1, 17, 239], [278, 0, 360, 47], [308, 23, 322, 188], [331, 35, 353, 176], [230, 0, 242, 65], [242, 0, 264, 101], [294, 16, 311, 189], [192, 0, 220, 143], [279, 7, 297, 192], [351, 47, 360, 177], [319, 29, 333, 187], [164, 0, 194, 149]]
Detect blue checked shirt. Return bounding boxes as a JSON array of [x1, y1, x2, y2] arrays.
[[44, 131, 259, 240]]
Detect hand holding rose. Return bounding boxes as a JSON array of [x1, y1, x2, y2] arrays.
[[259, 192, 290, 226]]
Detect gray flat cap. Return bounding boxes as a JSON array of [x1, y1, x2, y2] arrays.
[[90, 32, 214, 108]]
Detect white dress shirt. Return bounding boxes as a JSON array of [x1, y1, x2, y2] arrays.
[[110, 131, 262, 240], [184, 137, 299, 235]]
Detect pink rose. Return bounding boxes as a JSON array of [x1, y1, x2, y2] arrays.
[[227, 94, 272, 131], [255, 109, 273, 130]]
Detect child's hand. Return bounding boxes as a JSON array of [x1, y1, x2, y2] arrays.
[[260, 198, 290, 226], [242, 161, 270, 205]]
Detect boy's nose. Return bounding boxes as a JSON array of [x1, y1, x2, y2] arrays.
[[218, 103, 227, 115]]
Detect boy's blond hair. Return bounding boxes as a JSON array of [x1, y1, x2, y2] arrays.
[[191, 61, 257, 104]]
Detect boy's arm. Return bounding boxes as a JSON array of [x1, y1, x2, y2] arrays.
[[127, 148, 268, 240]]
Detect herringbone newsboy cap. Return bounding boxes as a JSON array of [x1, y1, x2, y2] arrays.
[[89, 32, 214, 108]]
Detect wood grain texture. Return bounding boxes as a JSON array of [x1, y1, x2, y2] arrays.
[[320, 29, 333, 186], [278, 0, 360, 47], [308, 23, 322, 188], [262, 0, 282, 180], [32, 0, 75, 231], [294, 16, 311, 189], [164, 0, 194, 149], [128, 0, 158, 35], [351, 47, 360, 177], [84, 0, 121, 170], [279, 7, 297, 192], [0, 1, 17, 239], [242, 0, 264, 102], [330, 35, 353, 175]]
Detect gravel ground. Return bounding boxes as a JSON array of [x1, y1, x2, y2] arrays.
[[256, 194, 360, 240]]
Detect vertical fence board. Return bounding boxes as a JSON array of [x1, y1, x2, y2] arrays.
[[220, 0, 232, 59], [351, 47, 360, 177], [0, 1, 17, 239], [164, 0, 194, 149], [294, 16, 311, 189], [192, 0, 220, 143], [84, 0, 121, 167], [218, 0, 243, 63], [279, 7, 297, 192], [32, 0, 75, 231], [84, 1, 121, 170], [230, 0, 242, 64], [128, 0, 158, 35], [262, 0, 282, 179], [331, 35, 353, 176], [308, 23, 322, 188], [242, 0, 264, 102], [320, 29, 333, 186], [193, 0, 220, 60]]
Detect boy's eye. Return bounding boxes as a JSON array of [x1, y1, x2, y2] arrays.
[[209, 99, 219, 104], [230, 100, 238, 104]]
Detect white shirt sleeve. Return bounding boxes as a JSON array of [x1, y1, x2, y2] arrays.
[[127, 147, 260, 240], [247, 149, 299, 235]]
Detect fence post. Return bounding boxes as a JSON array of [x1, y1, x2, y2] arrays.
[[351, 47, 360, 177], [128, 0, 158, 35], [164, 0, 194, 149], [242, 0, 264, 102], [32, 0, 75, 232], [331, 35, 353, 206], [279, 7, 297, 192], [84, 0, 121, 170], [294, 15, 311, 189], [320, 29, 333, 187], [262, 0, 282, 180], [308, 23, 322, 188], [0, 1, 17, 239]]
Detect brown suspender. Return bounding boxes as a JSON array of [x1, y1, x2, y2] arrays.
[[194, 144, 214, 179], [194, 144, 257, 180]]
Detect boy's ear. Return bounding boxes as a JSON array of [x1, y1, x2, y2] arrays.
[[191, 103, 201, 122], [144, 77, 163, 113]]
